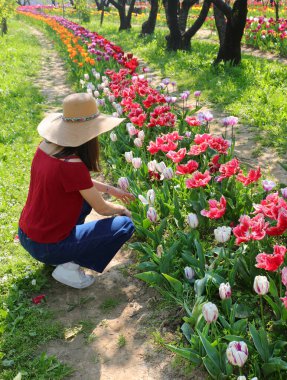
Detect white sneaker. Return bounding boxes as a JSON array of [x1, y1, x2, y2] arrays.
[[52, 262, 95, 289]]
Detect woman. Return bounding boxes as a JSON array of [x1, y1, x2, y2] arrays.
[[19, 93, 135, 289]]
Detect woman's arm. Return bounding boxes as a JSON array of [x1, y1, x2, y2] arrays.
[[91, 179, 135, 204], [80, 186, 131, 217]]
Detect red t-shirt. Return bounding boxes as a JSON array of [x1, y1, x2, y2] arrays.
[[19, 147, 93, 243]]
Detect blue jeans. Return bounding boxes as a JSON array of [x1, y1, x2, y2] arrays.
[[18, 201, 134, 272]]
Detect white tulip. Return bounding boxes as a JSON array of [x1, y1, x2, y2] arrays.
[[162, 167, 174, 179], [214, 226, 232, 243], [148, 160, 157, 172], [253, 276, 269, 295], [138, 130, 145, 141], [110, 132, 117, 142], [187, 213, 199, 228], [202, 302, 218, 324], [134, 138, 143, 148], [124, 151, 133, 163], [117, 177, 129, 191], [132, 158, 142, 169]]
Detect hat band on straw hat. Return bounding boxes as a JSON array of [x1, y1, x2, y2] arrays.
[[62, 112, 100, 123]]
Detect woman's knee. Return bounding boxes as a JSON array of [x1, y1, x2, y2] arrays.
[[113, 216, 135, 238]]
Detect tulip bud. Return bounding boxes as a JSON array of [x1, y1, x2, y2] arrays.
[[253, 275, 269, 295], [282, 267, 287, 287], [219, 282, 232, 300], [117, 177, 129, 191], [237, 376, 246, 380], [147, 207, 158, 223], [148, 160, 157, 172], [156, 245, 163, 257], [103, 87, 110, 96], [94, 90, 100, 98], [214, 226, 232, 243], [162, 167, 174, 180], [202, 302, 218, 324], [94, 72, 101, 80], [84, 73, 89, 81], [262, 179, 276, 192], [281, 187, 287, 199], [194, 90, 201, 97], [127, 124, 138, 137], [132, 157, 142, 169], [226, 341, 248, 367], [125, 151, 133, 163], [184, 266, 195, 282], [187, 213, 199, 228], [155, 161, 166, 173], [146, 189, 155, 205], [134, 138, 143, 148], [108, 95, 115, 103], [138, 130, 145, 141], [110, 132, 117, 142]]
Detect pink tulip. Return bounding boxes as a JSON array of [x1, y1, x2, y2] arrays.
[[262, 179, 276, 192], [148, 160, 157, 172], [138, 131, 145, 141], [124, 151, 133, 163], [219, 282, 232, 300], [134, 138, 143, 148], [117, 177, 129, 191], [281, 187, 287, 199], [253, 275, 269, 295], [147, 207, 158, 222], [132, 157, 142, 169], [282, 267, 287, 287]]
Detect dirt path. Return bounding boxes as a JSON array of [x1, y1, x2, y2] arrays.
[[27, 26, 201, 380]]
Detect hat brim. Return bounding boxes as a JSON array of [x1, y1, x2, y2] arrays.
[[37, 112, 125, 147]]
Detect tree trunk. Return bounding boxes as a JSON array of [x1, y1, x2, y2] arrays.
[[214, 0, 247, 65], [213, 3, 226, 45], [274, 1, 279, 21], [126, 0, 136, 27], [1, 18, 8, 36], [178, 0, 197, 33], [182, 0, 211, 47], [165, 0, 183, 50], [141, 0, 159, 35]]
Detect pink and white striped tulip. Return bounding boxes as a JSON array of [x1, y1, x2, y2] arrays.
[[132, 157, 142, 169], [125, 151, 133, 163], [110, 132, 117, 142], [226, 341, 248, 367], [282, 267, 287, 287], [187, 213, 199, 228], [117, 177, 129, 191], [162, 167, 174, 180], [214, 226, 232, 243], [134, 138, 143, 148], [253, 275, 269, 295], [147, 207, 158, 222], [148, 160, 157, 172], [155, 161, 166, 173], [202, 302, 218, 324], [219, 282, 232, 300], [138, 130, 145, 141]]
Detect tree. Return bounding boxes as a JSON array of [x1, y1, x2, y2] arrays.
[[164, 0, 248, 65], [108, 0, 136, 30], [74, 0, 91, 21], [0, 0, 15, 36], [141, 0, 159, 35]]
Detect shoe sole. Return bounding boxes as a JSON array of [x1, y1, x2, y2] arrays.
[[52, 271, 95, 289]]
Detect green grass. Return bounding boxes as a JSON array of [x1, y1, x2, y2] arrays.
[[0, 19, 71, 379], [100, 297, 121, 311], [81, 20, 287, 159]]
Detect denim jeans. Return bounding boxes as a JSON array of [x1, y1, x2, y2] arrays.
[[18, 201, 135, 272]]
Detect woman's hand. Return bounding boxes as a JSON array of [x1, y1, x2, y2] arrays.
[[119, 207, 132, 218], [109, 187, 135, 204]]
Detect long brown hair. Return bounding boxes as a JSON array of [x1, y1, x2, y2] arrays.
[[53, 136, 101, 172]]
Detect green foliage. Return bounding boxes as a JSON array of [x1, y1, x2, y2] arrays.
[[0, 19, 70, 379]]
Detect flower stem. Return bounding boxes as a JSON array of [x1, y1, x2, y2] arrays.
[[260, 296, 265, 329]]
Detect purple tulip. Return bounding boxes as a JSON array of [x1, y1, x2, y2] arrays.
[[262, 179, 276, 192]]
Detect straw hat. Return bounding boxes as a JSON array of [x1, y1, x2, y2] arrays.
[[37, 93, 125, 147]]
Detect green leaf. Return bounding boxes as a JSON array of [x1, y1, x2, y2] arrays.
[[268, 278, 279, 298], [194, 239, 205, 273], [249, 324, 270, 363], [194, 275, 208, 296], [262, 357, 287, 375], [162, 273, 183, 295], [181, 322, 193, 342], [136, 261, 159, 272], [135, 271, 164, 287], [264, 295, 281, 320], [142, 218, 151, 229], [197, 329, 221, 372], [202, 356, 221, 379], [165, 344, 201, 365]]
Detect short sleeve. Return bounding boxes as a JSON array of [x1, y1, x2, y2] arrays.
[[60, 162, 93, 192]]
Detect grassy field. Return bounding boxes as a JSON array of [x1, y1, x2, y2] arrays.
[[79, 19, 287, 161], [0, 19, 71, 379]]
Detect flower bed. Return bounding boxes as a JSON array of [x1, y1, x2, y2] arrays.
[[18, 6, 287, 379]]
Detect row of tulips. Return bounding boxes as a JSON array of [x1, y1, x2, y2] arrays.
[[19, 6, 287, 379]]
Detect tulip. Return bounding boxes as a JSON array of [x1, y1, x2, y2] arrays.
[[237, 377, 246, 380], [148, 160, 157, 172], [194, 90, 201, 97], [108, 95, 115, 103], [94, 72, 101, 80], [219, 282, 232, 300], [184, 266, 195, 281], [187, 213, 199, 228], [253, 275, 269, 295], [134, 138, 143, 148], [112, 112, 120, 118], [155, 161, 166, 173], [110, 132, 117, 142], [127, 124, 138, 137], [162, 167, 174, 180], [281, 267, 287, 287], [156, 245, 163, 256], [132, 157, 142, 169], [84, 73, 89, 81], [222, 116, 238, 126], [94, 90, 100, 98], [125, 151, 133, 163], [202, 302, 218, 324], [281, 187, 287, 199], [262, 179, 276, 192], [147, 189, 155, 205], [117, 177, 129, 191], [138, 130, 145, 141], [226, 341, 248, 367], [147, 207, 158, 222], [103, 87, 110, 95], [214, 226, 232, 243]]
